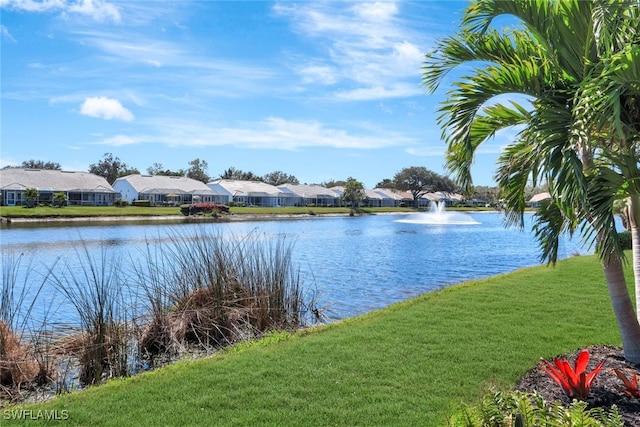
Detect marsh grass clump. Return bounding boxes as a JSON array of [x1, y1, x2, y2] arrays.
[[48, 244, 132, 386], [0, 253, 48, 392], [0, 320, 38, 388], [2, 227, 314, 399], [133, 228, 307, 359]]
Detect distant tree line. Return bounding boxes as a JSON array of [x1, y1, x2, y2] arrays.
[[5, 154, 546, 205]]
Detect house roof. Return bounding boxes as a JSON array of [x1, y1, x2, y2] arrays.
[[114, 174, 218, 195], [428, 191, 464, 202], [0, 168, 116, 193], [529, 192, 552, 203], [372, 188, 413, 201], [278, 184, 340, 198], [327, 186, 381, 200], [208, 179, 283, 197]]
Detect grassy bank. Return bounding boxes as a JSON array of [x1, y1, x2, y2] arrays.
[[0, 205, 494, 219], [0, 205, 418, 218], [3, 253, 631, 426]]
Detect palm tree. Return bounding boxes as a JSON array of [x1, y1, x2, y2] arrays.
[[342, 177, 366, 213], [24, 188, 39, 208], [53, 192, 67, 207], [423, 0, 640, 362]]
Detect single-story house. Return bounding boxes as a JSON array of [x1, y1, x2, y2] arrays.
[[113, 174, 226, 206], [0, 168, 117, 206], [529, 192, 552, 207], [424, 192, 464, 207], [372, 188, 414, 207], [207, 179, 285, 207], [277, 184, 342, 207], [329, 186, 391, 208]]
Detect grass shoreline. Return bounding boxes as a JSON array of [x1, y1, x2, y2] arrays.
[[0, 205, 498, 222], [2, 253, 630, 426]]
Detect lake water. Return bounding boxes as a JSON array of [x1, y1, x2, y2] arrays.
[[0, 212, 590, 325]]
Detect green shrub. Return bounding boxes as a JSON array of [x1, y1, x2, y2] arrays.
[[179, 203, 229, 216], [114, 198, 129, 207], [132, 199, 151, 207], [618, 231, 632, 250], [447, 390, 624, 427]]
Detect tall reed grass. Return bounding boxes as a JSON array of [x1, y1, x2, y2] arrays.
[[2, 227, 313, 396], [47, 243, 131, 386], [0, 253, 51, 391], [131, 228, 309, 359]]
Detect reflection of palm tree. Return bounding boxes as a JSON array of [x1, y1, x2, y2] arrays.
[[424, 1, 640, 362]]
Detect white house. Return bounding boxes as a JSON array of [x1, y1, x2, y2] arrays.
[[373, 188, 413, 207], [329, 186, 389, 208], [0, 168, 117, 206], [529, 192, 552, 207], [207, 179, 285, 207], [277, 184, 342, 207], [113, 174, 225, 205]]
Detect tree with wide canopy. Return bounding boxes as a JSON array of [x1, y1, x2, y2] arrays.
[[423, 0, 640, 362]]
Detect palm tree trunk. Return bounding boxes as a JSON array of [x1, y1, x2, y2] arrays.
[[602, 251, 640, 363], [628, 195, 640, 324]]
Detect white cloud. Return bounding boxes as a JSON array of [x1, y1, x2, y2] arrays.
[[66, 0, 120, 23], [1, 0, 65, 13], [80, 96, 134, 121], [351, 2, 398, 22], [1, 0, 120, 23]]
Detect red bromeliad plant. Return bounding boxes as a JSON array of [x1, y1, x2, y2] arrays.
[[614, 369, 640, 398], [540, 350, 605, 400]]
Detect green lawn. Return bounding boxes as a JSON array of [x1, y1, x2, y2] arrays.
[[0, 205, 183, 217], [3, 253, 632, 426]]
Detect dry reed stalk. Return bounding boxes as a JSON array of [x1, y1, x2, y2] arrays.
[[0, 320, 38, 386]]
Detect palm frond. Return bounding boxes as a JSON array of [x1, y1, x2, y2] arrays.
[[495, 137, 540, 229], [531, 197, 578, 265], [585, 166, 628, 264]]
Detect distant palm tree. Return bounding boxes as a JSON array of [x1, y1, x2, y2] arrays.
[[424, 0, 640, 362], [24, 188, 39, 208], [53, 192, 67, 207], [342, 177, 365, 212]]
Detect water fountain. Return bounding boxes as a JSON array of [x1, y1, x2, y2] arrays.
[[395, 201, 480, 225]]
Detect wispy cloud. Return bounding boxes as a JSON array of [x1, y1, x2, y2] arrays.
[[274, 1, 426, 100], [93, 116, 415, 150], [66, 28, 277, 98], [335, 82, 421, 101], [96, 134, 137, 146], [405, 146, 446, 157], [73, 30, 183, 67], [80, 96, 134, 121], [1, 24, 16, 42]]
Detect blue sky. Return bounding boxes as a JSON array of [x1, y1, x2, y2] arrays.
[[1, 0, 514, 188]]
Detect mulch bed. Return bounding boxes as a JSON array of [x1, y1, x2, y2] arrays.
[[515, 345, 640, 426]]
